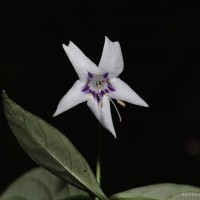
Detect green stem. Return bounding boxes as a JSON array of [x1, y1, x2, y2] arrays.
[[95, 124, 101, 200], [96, 124, 101, 185]]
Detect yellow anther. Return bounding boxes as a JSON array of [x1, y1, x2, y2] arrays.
[[117, 100, 126, 107]]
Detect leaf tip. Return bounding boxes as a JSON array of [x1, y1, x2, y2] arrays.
[[2, 90, 7, 99], [2, 90, 10, 107], [2, 90, 12, 107]]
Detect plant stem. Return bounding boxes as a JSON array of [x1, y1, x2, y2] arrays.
[[95, 124, 102, 200], [96, 124, 101, 185]]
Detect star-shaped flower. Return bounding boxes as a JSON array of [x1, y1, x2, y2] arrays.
[[53, 36, 148, 138]]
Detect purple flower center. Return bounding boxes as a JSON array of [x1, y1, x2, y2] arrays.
[[82, 72, 115, 103]]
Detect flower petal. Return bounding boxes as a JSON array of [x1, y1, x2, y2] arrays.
[[53, 80, 88, 117], [62, 42, 97, 81], [109, 78, 149, 107], [98, 36, 124, 78], [87, 96, 116, 138]]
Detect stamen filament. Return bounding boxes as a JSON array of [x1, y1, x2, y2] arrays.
[[104, 91, 122, 122], [100, 101, 103, 108], [94, 81, 122, 122]]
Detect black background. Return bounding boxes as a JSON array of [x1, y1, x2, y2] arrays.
[[0, 0, 200, 196]]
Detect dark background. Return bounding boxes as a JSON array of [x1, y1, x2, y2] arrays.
[[0, 0, 200, 196]]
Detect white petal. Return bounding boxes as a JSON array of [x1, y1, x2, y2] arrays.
[[87, 96, 116, 138], [53, 80, 88, 116], [62, 42, 97, 81], [109, 78, 149, 107], [98, 36, 124, 78]]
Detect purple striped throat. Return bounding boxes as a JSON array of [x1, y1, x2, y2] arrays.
[[81, 72, 115, 103]]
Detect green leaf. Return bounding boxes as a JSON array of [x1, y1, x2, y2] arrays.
[[110, 183, 200, 200], [2, 91, 107, 200], [2, 197, 27, 200], [0, 167, 92, 200]]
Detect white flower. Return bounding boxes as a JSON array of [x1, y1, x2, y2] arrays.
[[53, 36, 148, 138]]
